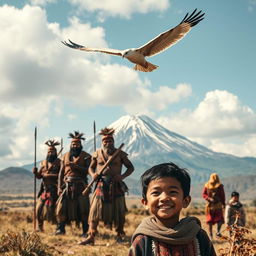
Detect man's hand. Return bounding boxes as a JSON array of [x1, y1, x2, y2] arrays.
[[32, 167, 38, 174], [57, 188, 62, 196], [92, 172, 99, 181]]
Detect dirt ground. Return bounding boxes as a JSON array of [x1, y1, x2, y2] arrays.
[[0, 196, 256, 255]]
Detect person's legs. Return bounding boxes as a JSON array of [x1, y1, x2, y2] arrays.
[[208, 223, 213, 239], [55, 197, 67, 235], [37, 219, 44, 232], [55, 222, 66, 235], [78, 221, 98, 245], [78, 188, 102, 245], [36, 199, 44, 232], [216, 221, 222, 237], [116, 221, 125, 243], [78, 194, 90, 237], [114, 196, 127, 242]]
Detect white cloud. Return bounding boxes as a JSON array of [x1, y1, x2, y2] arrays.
[[68, 0, 170, 20], [0, 97, 59, 167], [67, 114, 77, 120], [157, 90, 256, 157], [123, 83, 192, 113], [0, 4, 186, 168], [248, 0, 256, 12], [208, 136, 256, 157]]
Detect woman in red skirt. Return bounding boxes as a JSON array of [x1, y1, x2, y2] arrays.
[[202, 173, 225, 239]]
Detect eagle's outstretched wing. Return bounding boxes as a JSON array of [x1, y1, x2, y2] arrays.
[[136, 9, 205, 57], [62, 39, 123, 56]]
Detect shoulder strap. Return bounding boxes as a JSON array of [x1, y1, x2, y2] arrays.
[[100, 149, 108, 164]]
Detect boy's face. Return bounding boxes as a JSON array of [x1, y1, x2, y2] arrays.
[[142, 177, 191, 227], [232, 195, 239, 202]]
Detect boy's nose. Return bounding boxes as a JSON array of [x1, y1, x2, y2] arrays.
[[160, 192, 171, 201]]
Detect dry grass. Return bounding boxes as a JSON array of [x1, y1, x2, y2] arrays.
[[216, 214, 256, 256], [0, 230, 52, 256], [0, 197, 256, 255]]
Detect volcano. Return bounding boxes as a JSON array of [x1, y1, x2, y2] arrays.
[[84, 115, 256, 183]]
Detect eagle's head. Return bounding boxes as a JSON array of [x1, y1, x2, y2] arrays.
[[122, 49, 134, 58]]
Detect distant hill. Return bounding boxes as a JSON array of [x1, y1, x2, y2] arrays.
[[21, 162, 41, 172], [0, 167, 39, 194], [191, 175, 256, 201], [0, 167, 255, 200], [0, 166, 140, 196]]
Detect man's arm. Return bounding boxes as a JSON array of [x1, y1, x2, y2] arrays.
[[202, 186, 214, 202], [120, 155, 134, 180], [88, 157, 98, 180], [57, 161, 65, 195], [33, 166, 43, 179]]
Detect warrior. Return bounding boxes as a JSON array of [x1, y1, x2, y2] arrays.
[[79, 127, 134, 245], [55, 131, 91, 236], [33, 139, 61, 232]]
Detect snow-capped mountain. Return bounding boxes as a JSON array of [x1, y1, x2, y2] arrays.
[[84, 115, 256, 183]]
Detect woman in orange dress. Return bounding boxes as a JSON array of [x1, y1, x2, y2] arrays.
[[202, 173, 225, 239]]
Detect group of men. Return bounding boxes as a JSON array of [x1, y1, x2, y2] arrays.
[[33, 128, 134, 245]]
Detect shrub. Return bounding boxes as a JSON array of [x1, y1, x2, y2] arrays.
[[0, 230, 53, 256], [217, 214, 256, 256]]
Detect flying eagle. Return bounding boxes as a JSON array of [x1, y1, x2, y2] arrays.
[[62, 9, 205, 72]]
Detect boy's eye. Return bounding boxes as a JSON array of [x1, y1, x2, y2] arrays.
[[169, 190, 178, 194], [151, 191, 160, 196]]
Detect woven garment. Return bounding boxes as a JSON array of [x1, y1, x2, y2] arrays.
[[88, 179, 127, 228], [36, 185, 58, 223]]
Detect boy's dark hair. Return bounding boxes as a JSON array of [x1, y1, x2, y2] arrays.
[[231, 191, 239, 197], [141, 162, 191, 200]]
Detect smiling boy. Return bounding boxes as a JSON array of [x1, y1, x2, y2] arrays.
[[128, 163, 216, 256]]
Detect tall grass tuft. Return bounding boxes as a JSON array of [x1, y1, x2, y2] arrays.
[[0, 230, 53, 256], [218, 213, 256, 256]]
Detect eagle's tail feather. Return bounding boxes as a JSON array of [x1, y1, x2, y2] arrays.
[[134, 61, 159, 72]]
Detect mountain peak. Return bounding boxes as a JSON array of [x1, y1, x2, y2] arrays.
[[86, 114, 212, 158], [84, 114, 256, 181]]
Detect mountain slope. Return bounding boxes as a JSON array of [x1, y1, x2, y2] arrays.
[[1, 167, 256, 199], [0, 167, 36, 194], [84, 115, 256, 183]]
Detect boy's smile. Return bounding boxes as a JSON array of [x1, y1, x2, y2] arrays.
[[142, 177, 191, 227]]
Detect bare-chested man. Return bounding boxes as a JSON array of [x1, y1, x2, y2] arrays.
[[33, 139, 61, 232], [79, 127, 134, 245], [55, 131, 91, 236]]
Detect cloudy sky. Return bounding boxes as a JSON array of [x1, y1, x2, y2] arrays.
[[0, 0, 256, 169]]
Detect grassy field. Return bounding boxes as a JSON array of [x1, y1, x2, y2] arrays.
[[0, 195, 256, 255]]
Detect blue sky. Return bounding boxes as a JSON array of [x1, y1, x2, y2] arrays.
[[0, 0, 256, 168]]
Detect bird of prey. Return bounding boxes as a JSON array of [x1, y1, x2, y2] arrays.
[[62, 9, 205, 72]]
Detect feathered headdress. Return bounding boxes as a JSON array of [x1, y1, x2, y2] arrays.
[[99, 127, 115, 141], [45, 139, 60, 147], [68, 131, 85, 141], [45, 139, 60, 150]]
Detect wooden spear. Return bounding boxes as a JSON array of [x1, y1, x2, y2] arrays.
[[33, 126, 37, 231], [82, 143, 124, 195], [93, 121, 96, 152]]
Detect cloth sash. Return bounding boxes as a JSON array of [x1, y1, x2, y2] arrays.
[[132, 216, 201, 245]]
